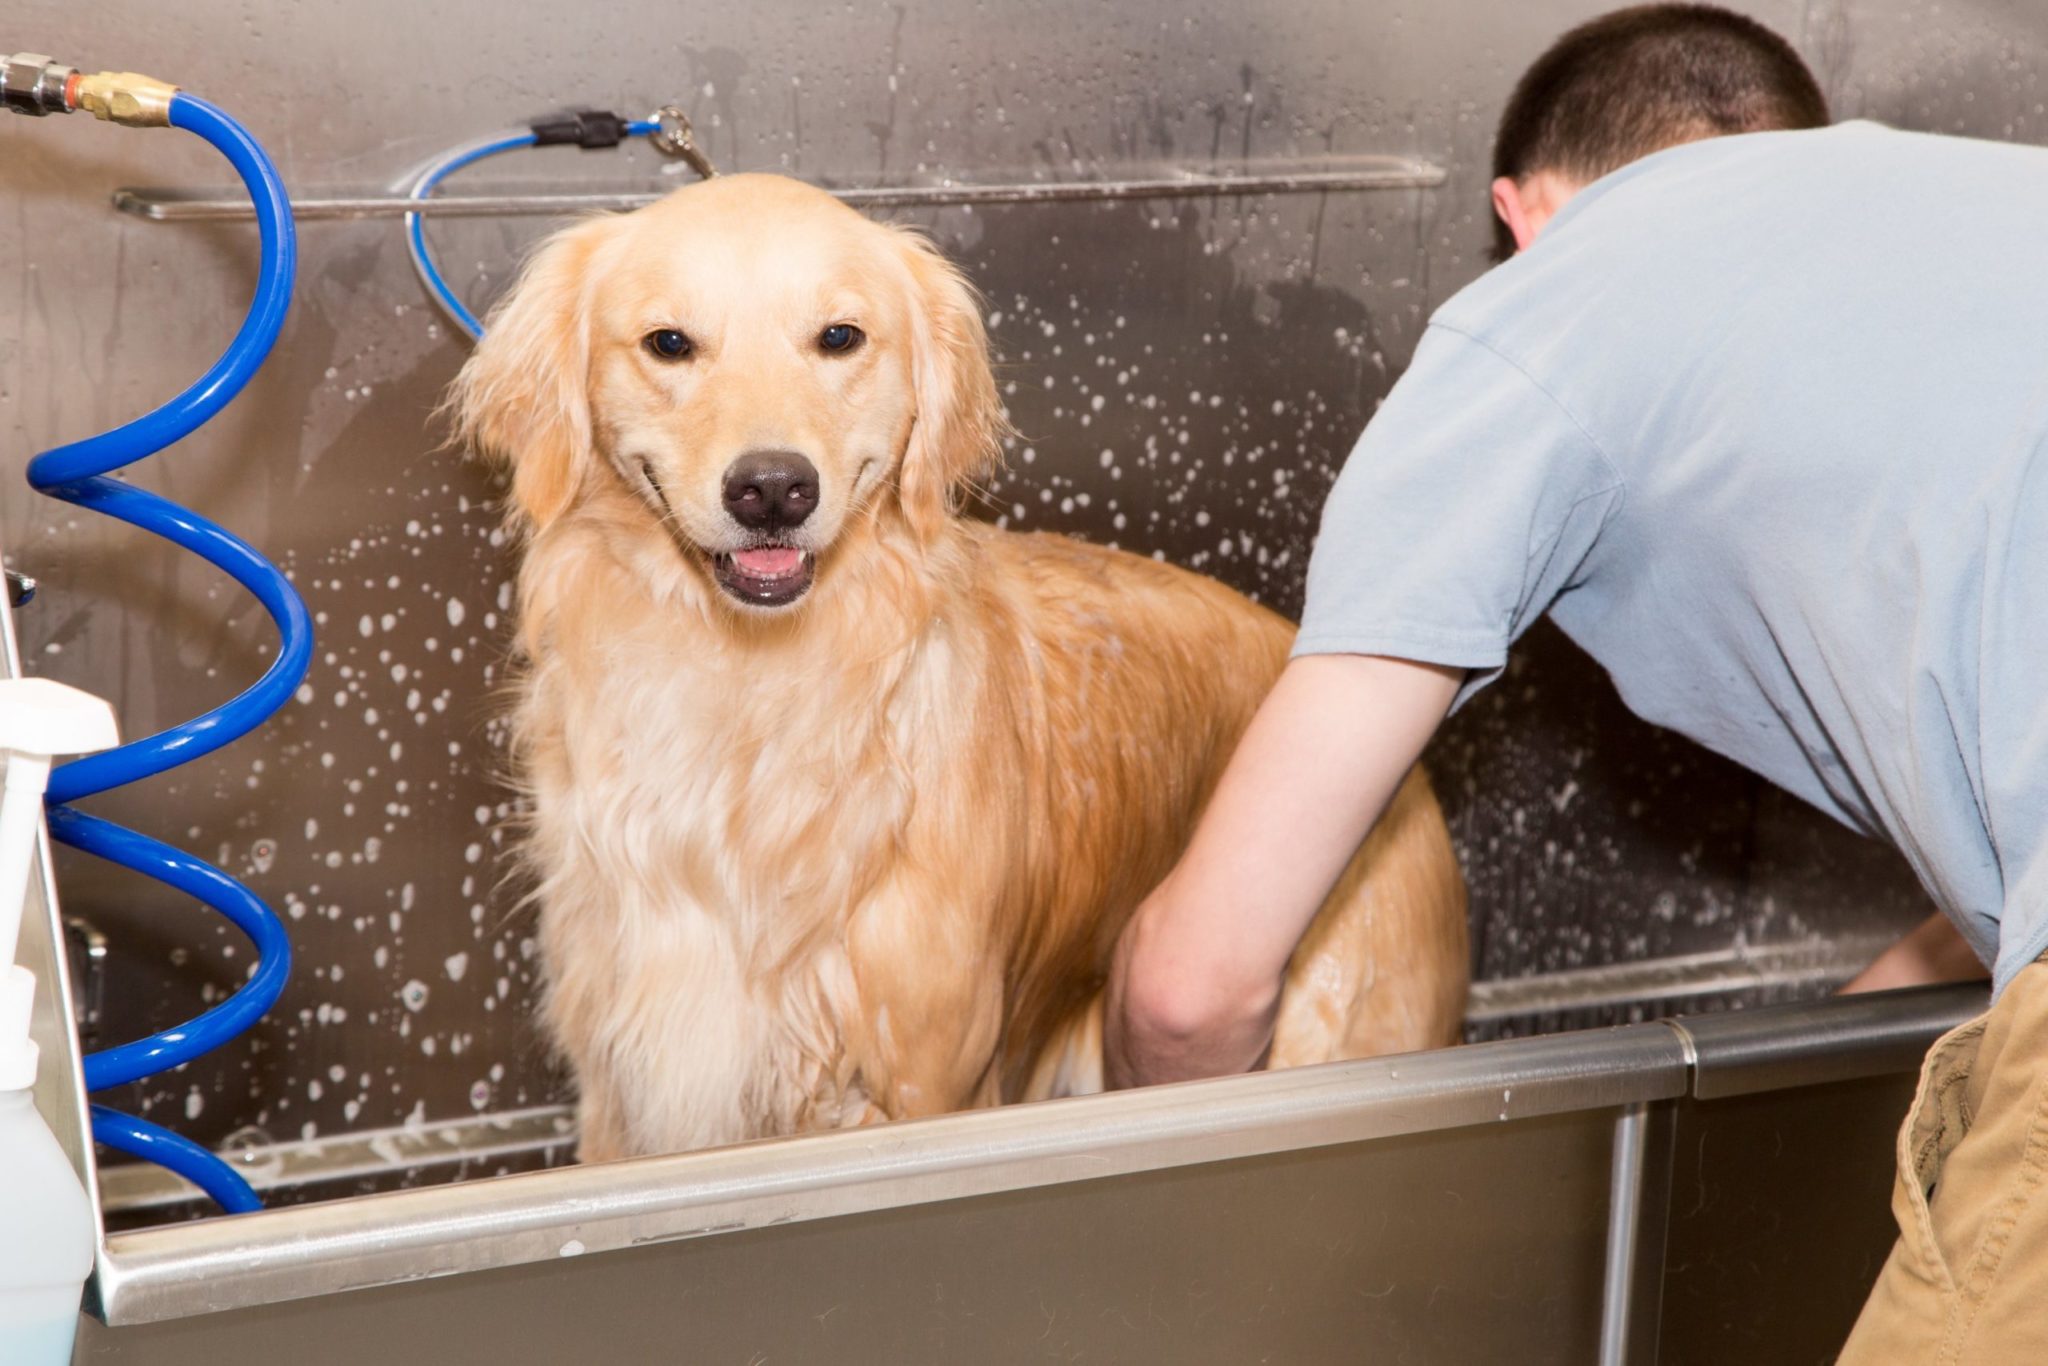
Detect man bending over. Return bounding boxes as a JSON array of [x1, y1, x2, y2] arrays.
[[1106, 6, 2047, 1358]]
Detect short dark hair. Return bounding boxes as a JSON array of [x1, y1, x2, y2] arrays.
[[1491, 4, 1828, 259]]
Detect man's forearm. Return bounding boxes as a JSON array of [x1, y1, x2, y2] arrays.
[[1103, 653, 1462, 1088]]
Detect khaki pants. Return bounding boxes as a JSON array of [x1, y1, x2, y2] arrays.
[[1838, 953, 2048, 1363]]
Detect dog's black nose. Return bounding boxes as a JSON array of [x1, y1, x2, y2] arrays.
[[722, 451, 819, 531]]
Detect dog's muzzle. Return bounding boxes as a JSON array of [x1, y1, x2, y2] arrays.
[[713, 451, 818, 607]]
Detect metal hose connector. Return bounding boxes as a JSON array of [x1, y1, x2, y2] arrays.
[[0, 52, 77, 117], [73, 70, 178, 127]]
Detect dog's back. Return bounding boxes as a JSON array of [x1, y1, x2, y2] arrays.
[[968, 526, 1468, 1099]]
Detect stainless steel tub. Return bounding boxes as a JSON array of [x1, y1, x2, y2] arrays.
[[56, 981, 1974, 1365]]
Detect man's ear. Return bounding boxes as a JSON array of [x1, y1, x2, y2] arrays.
[[1490, 171, 1579, 254], [1491, 175, 1541, 254]]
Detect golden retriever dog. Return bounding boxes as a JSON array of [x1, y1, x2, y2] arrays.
[[450, 173, 1468, 1162]]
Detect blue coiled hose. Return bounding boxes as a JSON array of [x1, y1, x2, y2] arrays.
[[26, 92, 305, 1214]]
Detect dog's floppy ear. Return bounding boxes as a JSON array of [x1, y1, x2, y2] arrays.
[[893, 229, 1009, 540], [447, 216, 616, 532]]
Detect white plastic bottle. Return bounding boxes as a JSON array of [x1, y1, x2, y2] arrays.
[[0, 1089, 94, 1363], [0, 678, 119, 1365]]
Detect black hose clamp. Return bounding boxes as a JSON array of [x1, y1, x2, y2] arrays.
[[529, 108, 629, 149]]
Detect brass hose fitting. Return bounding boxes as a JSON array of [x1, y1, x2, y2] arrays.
[[74, 70, 177, 127]]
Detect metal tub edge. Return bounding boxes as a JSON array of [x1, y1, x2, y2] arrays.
[[1669, 981, 1984, 1100], [92, 1021, 1687, 1326]]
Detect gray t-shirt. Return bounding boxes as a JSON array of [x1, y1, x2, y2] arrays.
[[1296, 122, 2048, 992]]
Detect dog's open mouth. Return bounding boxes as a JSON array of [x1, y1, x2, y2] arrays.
[[714, 545, 815, 607]]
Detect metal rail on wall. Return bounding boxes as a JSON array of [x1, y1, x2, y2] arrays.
[[110, 154, 1446, 221]]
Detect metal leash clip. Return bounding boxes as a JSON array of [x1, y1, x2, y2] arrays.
[[649, 105, 717, 179]]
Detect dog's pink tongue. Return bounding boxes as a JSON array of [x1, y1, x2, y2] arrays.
[[733, 547, 803, 578]]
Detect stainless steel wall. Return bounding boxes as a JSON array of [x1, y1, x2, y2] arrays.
[[2, 0, 2035, 1167]]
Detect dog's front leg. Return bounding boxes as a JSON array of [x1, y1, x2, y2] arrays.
[[572, 1072, 632, 1164], [856, 1063, 1002, 1125], [844, 888, 1007, 1121]]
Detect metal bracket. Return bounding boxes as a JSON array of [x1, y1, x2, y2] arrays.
[[63, 914, 107, 1048], [1598, 1102, 1676, 1366], [110, 153, 1445, 222]]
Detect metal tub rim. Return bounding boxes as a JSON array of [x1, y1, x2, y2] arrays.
[[92, 1019, 1689, 1326], [88, 981, 1986, 1328]]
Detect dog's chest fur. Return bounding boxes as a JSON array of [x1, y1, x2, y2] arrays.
[[513, 534, 996, 1153]]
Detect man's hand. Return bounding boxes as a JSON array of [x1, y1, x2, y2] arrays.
[[1103, 653, 1462, 1089]]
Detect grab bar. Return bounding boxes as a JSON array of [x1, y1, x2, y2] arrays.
[[111, 153, 1446, 222]]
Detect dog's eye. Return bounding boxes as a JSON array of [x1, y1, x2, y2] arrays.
[[644, 329, 693, 360], [818, 323, 865, 354]]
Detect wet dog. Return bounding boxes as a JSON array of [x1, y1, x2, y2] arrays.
[[450, 173, 1468, 1160]]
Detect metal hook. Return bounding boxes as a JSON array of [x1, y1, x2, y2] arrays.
[[649, 105, 717, 180]]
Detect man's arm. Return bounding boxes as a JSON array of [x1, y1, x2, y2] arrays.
[[1102, 653, 1462, 1089], [1838, 911, 1987, 994]]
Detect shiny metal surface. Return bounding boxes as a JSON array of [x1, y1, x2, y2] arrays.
[[1598, 1105, 1650, 1366], [72, 1071, 1925, 1363], [1, 52, 75, 117], [70, 985, 1964, 1358], [61, 915, 107, 1049], [1672, 980, 1982, 1100], [649, 105, 719, 178], [72, 70, 176, 128], [97, 1102, 576, 1216], [92, 957, 1980, 1221], [1655, 1074, 1915, 1364], [78, 1111, 1624, 1364], [87, 935, 1887, 1217], [112, 155, 1448, 220], [1465, 932, 1899, 1024], [90, 1022, 1689, 1323], [1618, 1104, 1676, 1365]]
